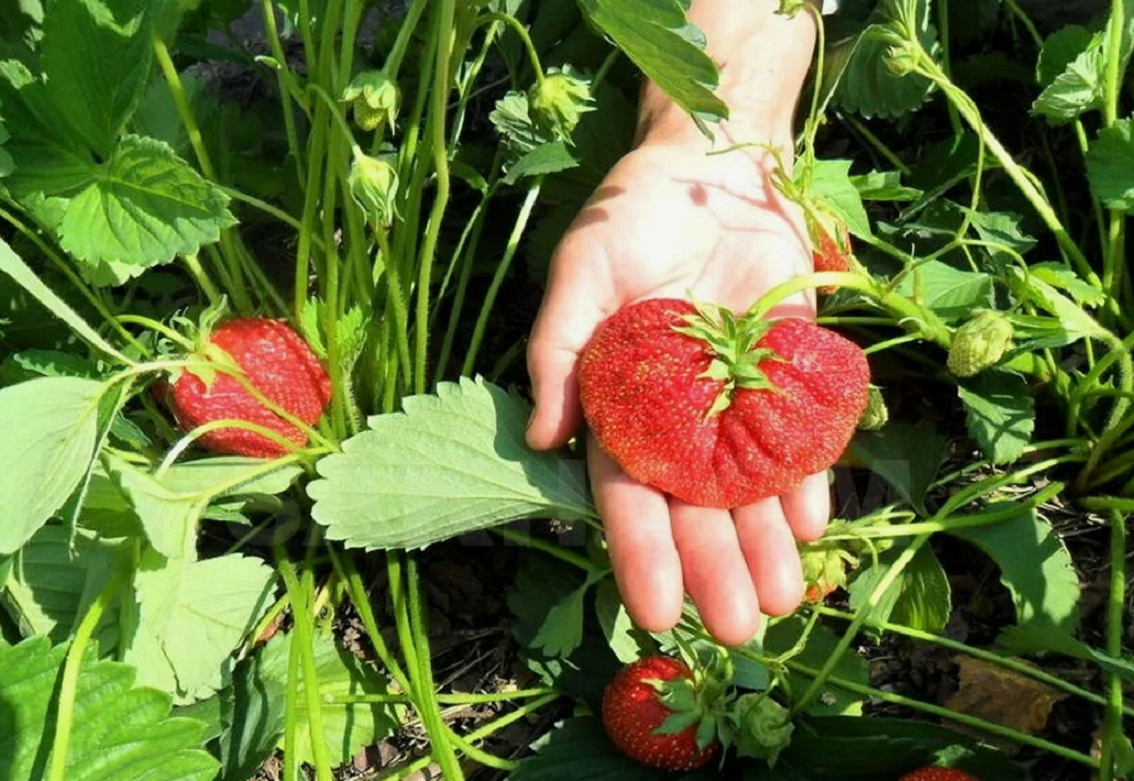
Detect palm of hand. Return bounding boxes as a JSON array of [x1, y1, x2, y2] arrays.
[[526, 144, 830, 647]]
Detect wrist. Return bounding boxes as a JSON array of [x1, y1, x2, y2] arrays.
[[635, 0, 817, 155]]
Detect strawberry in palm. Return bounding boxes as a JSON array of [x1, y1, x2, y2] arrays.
[[579, 298, 870, 508], [161, 318, 332, 458]]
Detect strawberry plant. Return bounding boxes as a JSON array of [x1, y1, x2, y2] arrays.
[[0, 0, 1132, 779]]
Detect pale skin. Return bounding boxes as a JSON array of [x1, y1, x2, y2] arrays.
[[526, 1, 823, 647]]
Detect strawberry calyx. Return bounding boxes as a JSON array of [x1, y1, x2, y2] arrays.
[[671, 300, 785, 417]]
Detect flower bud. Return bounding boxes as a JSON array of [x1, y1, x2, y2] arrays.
[[948, 311, 1014, 377], [528, 66, 594, 142], [342, 70, 400, 133], [734, 695, 794, 765], [858, 385, 889, 431], [348, 148, 398, 228]]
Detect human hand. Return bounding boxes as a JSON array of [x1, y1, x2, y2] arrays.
[[525, 137, 829, 647]]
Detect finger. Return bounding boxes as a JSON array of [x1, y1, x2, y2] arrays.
[[734, 499, 806, 617], [589, 437, 684, 633], [780, 471, 831, 542], [526, 237, 615, 451], [669, 499, 760, 646]]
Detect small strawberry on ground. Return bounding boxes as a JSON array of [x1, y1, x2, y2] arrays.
[[900, 767, 981, 781], [601, 655, 721, 771], [580, 298, 870, 508], [161, 317, 332, 458]]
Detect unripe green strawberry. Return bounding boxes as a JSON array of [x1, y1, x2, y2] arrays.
[[732, 695, 794, 764], [858, 385, 888, 430], [529, 66, 593, 142], [348, 148, 398, 228], [342, 70, 399, 133], [947, 311, 1013, 377], [800, 544, 856, 603]]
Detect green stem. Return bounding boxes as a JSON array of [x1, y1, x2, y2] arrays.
[[331, 687, 557, 706], [791, 535, 930, 714], [294, 101, 329, 318], [284, 618, 302, 781], [384, 0, 431, 79], [376, 228, 414, 383], [815, 606, 1132, 716], [784, 660, 1100, 768], [335, 548, 413, 695], [152, 34, 252, 312], [1002, 0, 1044, 47], [935, 0, 963, 135], [406, 555, 466, 781], [277, 555, 334, 781], [181, 254, 222, 306], [414, 0, 457, 395], [113, 315, 196, 350], [46, 568, 126, 781], [1099, 510, 1128, 781], [378, 693, 559, 781], [491, 526, 599, 571], [917, 55, 1098, 287], [0, 202, 146, 357], [259, 0, 306, 186], [480, 13, 546, 87], [446, 729, 516, 771], [462, 181, 541, 375], [840, 113, 910, 176], [592, 48, 621, 92]]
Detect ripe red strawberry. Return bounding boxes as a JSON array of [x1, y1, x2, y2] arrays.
[[162, 318, 331, 458], [579, 299, 870, 508], [601, 656, 718, 771], [900, 768, 981, 781], [812, 223, 852, 275]]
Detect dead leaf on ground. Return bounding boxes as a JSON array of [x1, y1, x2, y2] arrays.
[[943, 655, 1067, 751]]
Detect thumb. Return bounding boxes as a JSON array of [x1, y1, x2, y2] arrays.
[[526, 240, 615, 451]]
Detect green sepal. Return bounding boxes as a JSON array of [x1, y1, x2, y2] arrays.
[[656, 709, 702, 736]]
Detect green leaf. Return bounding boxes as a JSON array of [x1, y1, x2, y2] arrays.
[[1010, 267, 1102, 340], [56, 134, 236, 272], [218, 654, 286, 781], [0, 376, 105, 555], [1032, 39, 1105, 124], [1028, 262, 1105, 306], [965, 210, 1036, 265], [834, 4, 938, 119], [595, 579, 647, 663], [894, 260, 994, 323], [849, 170, 922, 201], [159, 456, 304, 500], [0, 238, 129, 361], [508, 717, 719, 781], [309, 377, 593, 550], [957, 371, 1035, 465], [948, 505, 1080, 636], [257, 632, 399, 766], [1087, 117, 1134, 212], [809, 158, 871, 238], [575, 0, 726, 129], [890, 545, 951, 633], [0, 636, 219, 781], [1037, 26, 1095, 88], [503, 141, 579, 185], [41, 0, 154, 155], [847, 547, 905, 628], [849, 421, 947, 514], [127, 550, 275, 703], [531, 570, 605, 659], [106, 455, 203, 559], [999, 624, 1134, 686], [1, 525, 119, 642]]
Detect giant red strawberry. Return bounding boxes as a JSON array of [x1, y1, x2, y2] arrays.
[[900, 768, 981, 781], [162, 318, 331, 458], [601, 656, 719, 771], [579, 299, 869, 508]]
